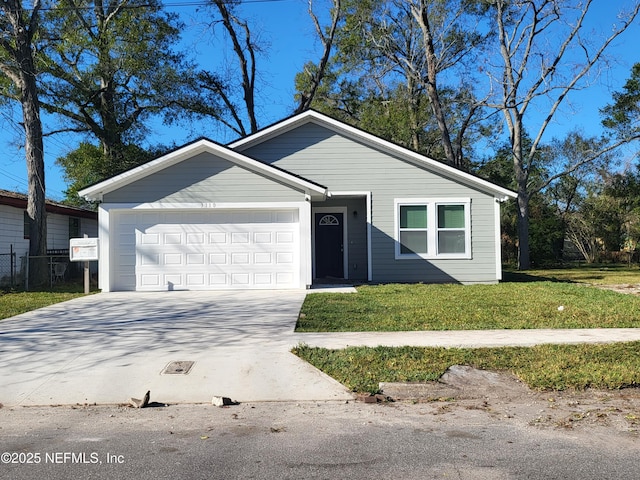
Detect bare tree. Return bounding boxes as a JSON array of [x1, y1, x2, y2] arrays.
[[411, 0, 460, 167], [335, 0, 490, 167], [0, 0, 47, 284], [488, 0, 640, 269], [565, 214, 601, 263], [203, 0, 259, 136], [295, 0, 342, 114]]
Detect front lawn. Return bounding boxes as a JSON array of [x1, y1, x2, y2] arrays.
[[298, 278, 640, 332], [0, 289, 90, 320]]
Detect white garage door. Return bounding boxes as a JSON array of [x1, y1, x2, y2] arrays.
[[112, 209, 300, 290]]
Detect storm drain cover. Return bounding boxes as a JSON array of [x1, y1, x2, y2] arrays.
[[162, 361, 195, 375]]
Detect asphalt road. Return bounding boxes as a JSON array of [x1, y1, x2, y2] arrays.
[[1, 401, 637, 480]]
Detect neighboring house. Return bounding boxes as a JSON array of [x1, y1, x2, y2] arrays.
[[79, 110, 517, 292], [0, 190, 98, 284]]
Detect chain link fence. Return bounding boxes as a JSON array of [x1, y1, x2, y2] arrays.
[[1, 246, 94, 291], [22, 252, 76, 291], [0, 248, 17, 288]]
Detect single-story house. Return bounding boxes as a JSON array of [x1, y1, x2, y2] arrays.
[[79, 110, 517, 292], [0, 189, 98, 284]]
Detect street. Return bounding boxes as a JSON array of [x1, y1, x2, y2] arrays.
[[1, 400, 637, 479]]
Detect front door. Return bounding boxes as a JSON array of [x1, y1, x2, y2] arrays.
[[315, 212, 344, 279]]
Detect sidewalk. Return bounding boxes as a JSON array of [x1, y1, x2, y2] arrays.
[[292, 328, 640, 349]]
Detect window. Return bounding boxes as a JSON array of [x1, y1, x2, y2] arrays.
[[23, 211, 30, 239], [437, 205, 466, 254], [318, 214, 340, 226], [395, 199, 471, 259], [69, 217, 80, 238], [399, 205, 428, 254]]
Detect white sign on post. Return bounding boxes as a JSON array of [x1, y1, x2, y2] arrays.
[[69, 237, 100, 262]]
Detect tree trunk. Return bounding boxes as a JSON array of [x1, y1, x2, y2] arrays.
[[511, 122, 530, 270], [23, 74, 46, 261], [407, 77, 421, 151], [413, 1, 458, 168], [15, 8, 47, 286], [516, 191, 530, 270]]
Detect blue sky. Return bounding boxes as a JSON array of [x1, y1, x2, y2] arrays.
[[0, 0, 639, 200]]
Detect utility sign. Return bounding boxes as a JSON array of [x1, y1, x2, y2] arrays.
[[69, 237, 99, 262]]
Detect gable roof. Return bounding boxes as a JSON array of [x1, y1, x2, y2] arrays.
[[229, 110, 517, 200], [0, 189, 97, 219], [78, 138, 328, 201]]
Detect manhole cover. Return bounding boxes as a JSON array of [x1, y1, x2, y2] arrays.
[[162, 361, 195, 375]]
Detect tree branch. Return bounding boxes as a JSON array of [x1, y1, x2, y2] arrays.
[[296, 0, 341, 113]]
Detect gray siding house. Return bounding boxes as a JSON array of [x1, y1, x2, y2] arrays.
[[79, 110, 517, 292]]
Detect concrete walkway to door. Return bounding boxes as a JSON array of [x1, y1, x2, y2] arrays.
[[0, 291, 353, 407]]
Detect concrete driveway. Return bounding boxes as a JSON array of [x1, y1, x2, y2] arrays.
[[0, 291, 353, 407]]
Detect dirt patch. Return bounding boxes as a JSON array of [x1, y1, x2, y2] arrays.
[[380, 365, 640, 436], [594, 283, 640, 295]]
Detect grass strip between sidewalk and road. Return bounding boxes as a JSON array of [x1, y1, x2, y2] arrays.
[[293, 342, 640, 394]]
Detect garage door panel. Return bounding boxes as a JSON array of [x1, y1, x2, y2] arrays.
[[140, 274, 161, 287], [185, 273, 205, 286], [186, 233, 205, 244], [231, 273, 250, 285], [164, 273, 183, 287], [164, 233, 181, 244], [276, 252, 294, 264], [164, 253, 182, 265], [254, 252, 272, 264], [210, 232, 227, 244], [186, 253, 205, 265], [254, 232, 272, 244], [276, 231, 295, 243], [140, 233, 159, 244], [140, 253, 160, 266], [209, 253, 227, 265], [231, 232, 250, 244], [115, 209, 300, 291], [276, 272, 294, 285]]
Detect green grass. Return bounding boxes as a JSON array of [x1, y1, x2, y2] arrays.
[[295, 266, 640, 392], [299, 282, 640, 331], [0, 286, 94, 320], [293, 342, 640, 393]]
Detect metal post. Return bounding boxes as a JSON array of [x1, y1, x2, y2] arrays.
[[24, 255, 29, 291], [10, 244, 14, 287], [84, 234, 90, 294]]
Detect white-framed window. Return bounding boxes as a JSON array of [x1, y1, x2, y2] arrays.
[[394, 198, 471, 259]]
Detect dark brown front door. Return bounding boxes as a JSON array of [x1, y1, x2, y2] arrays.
[[315, 213, 344, 278]]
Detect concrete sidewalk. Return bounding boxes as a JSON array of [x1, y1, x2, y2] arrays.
[[292, 328, 640, 349]]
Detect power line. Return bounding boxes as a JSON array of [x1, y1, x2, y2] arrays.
[[0, 166, 28, 191]]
